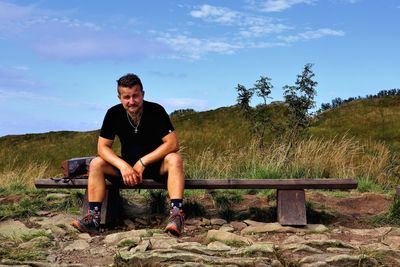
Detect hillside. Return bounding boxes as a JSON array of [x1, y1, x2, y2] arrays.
[[310, 96, 400, 151], [1, 96, 400, 176]]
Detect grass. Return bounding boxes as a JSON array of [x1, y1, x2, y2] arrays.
[[371, 198, 400, 225]]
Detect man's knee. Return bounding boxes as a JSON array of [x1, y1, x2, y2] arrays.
[[89, 157, 108, 174], [164, 153, 183, 169]]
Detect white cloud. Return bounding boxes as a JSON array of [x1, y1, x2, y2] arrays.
[[260, 0, 316, 12], [190, 4, 239, 24], [278, 28, 345, 42], [155, 33, 241, 60], [190, 4, 291, 38]]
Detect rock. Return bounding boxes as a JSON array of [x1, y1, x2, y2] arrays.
[[0, 219, 41, 239], [185, 218, 201, 225], [103, 229, 147, 245], [130, 239, 150, 253], [206, 229, 253, 246], [348, 227, 392, 238], [383, 235, 400, 249], [241, 223, 301, 235], [200, 218, 211, 226], [271, 260, 284, 267], [326, 254, 378, 266], [243, 219, 266, 226], [326, 247, 354, 253], [302, 239, 356, 250], [18, 236, 51, 249], [305, 224, 329, 233], [301, 262, 328, 267], [282, 235, 306, 244], [77, 233, 92, 242], [46, 193, 69, 200], [117, 249, 272, 266], [241, 242, 274, 256], [210, 218, 227, 226], [230, 221, 247, 231], [63, 239, 90, 251], [123, 219, 135, 229], [48, 225, 67, 238], [207, 241, 231, 251], [283, 244, 323, 253], [150, 235, 179, 249], [219, 225, 234, 232], [30, 214, 77, 232], [171, 242, 216, 256]]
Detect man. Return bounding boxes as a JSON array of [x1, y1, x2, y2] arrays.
[[71, 73, 185, 236]]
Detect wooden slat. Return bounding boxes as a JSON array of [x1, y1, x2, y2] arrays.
[[35, 178, 357, 190]]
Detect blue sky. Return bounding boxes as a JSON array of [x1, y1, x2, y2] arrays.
[[0, 0, 399, 137]]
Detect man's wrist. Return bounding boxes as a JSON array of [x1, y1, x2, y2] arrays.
[[139, 158, 146, 168]]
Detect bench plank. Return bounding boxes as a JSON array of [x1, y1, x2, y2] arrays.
[[35, 178, 357, 190], [277, 190, 307, 226]]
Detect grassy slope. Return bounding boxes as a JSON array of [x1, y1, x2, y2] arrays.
[[310, 96, 400, 151], [1, 96, 399, 176]]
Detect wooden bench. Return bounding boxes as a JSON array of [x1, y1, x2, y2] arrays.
[[35, 177, 357, 226]]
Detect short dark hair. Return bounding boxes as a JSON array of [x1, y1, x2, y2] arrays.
[[117, 73, 143, 91]]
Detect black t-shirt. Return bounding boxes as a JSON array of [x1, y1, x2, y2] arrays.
[[100, 101, 174, 165]]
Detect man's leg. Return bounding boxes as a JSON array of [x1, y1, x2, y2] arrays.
[[160, 152, 185, 236], [71, 156, 119, 234]]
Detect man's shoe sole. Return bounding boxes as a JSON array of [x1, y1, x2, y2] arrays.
[[165, 225, 181, 237], [71, 220, 99, 235]]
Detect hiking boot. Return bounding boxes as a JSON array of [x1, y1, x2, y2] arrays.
[[71, 212, 100, 235], [165, 207, 184, 237]]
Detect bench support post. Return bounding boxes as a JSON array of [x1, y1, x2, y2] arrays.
[[82, 188, 123, 226], [277, 189, 307, 226]]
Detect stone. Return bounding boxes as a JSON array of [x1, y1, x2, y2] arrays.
[[150, 236, 179, 249], [219, 225, 234, 232], [207, 241, 231, 251], [207, 229, 253, 245], [271, 260, 284, 267], [130, 239, 150, 253], [241, 222, 301, 235], [123, 219, 135, 229], [103, 229, 147, 245], [185, 218, 201, 225], [78, 233, 92, 242], [18, 236, 51, 249], [326, 254, 378, 266], [243, 219, 266, 226], [63, 239, 90, 251], [348, 227, 392, 238], [172, 242, 216, 256], [30, 214, 77, 232], [230, 221, 247, 231], [282, 235, 306, 244], [301, 262, 328, 267], [283, 244, 323, 253], [0, 219, 41, 239], [200, 218, 211, 226], [383, 235, 400, 249], [241, 242, 274, 256], [326, 247, 354, 254], [35, 211, 51, 216], [302, 239, 356, 250], [305, 224, 329, 233], [210, 218, 227, 226]]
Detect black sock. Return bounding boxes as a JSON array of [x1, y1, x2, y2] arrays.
[[170, 199, 183, 210], [88, 202, 102, 222]]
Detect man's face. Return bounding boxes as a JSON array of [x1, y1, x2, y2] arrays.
[[118, 85, 144, 114]]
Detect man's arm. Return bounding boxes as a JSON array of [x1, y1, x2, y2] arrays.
[[97, 136, 139, 186], [132, 131, 180, 178]]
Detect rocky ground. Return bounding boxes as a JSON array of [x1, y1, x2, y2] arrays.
[[0, 191, 399, 267]]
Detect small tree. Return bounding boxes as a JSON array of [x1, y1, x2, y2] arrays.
[[283, 63, 318, 138], [253, 76, 273, 105]]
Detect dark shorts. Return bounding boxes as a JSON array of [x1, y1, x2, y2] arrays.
[[111, 159, 168, 184]]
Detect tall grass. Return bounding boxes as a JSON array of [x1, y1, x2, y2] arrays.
[[183, 136, 399, 187], [0, 155, 49, 191]]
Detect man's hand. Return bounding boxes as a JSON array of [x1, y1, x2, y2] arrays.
[[120, 163, 140, 186], [132, 159, 145, 184]]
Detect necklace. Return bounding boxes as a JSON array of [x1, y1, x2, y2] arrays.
[[126, 111, 142, 134]]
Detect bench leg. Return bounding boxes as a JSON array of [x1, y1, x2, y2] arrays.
[[81, 188, 123, 226], [277, 189, 307, 226]]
